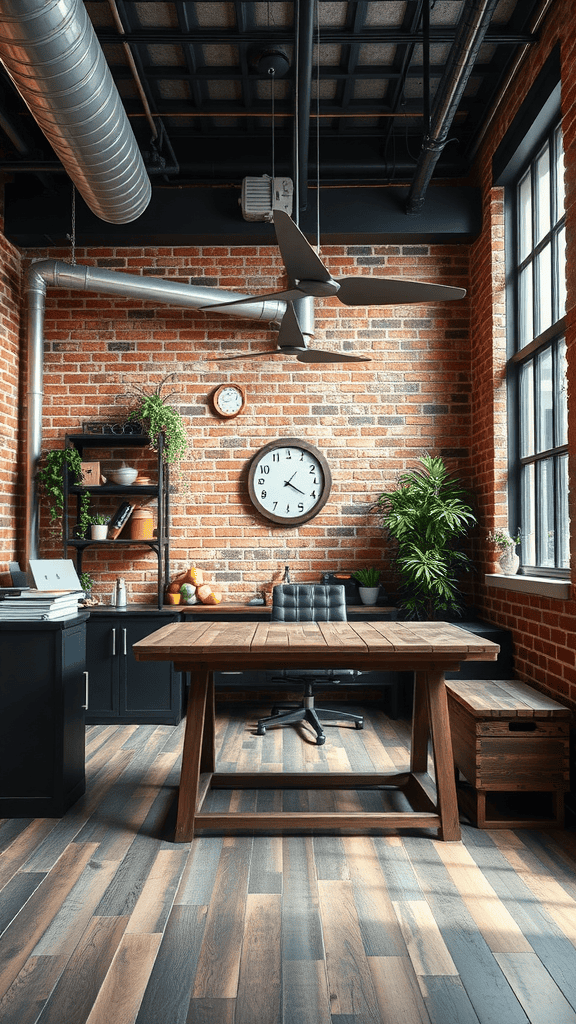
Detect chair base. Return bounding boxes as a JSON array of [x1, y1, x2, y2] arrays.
[[256, 704, 364, 746]]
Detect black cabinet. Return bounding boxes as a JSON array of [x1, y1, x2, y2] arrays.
[[0, 615, 88, 817], [63, 433, 170, 608], [85, 609, 185, 725]]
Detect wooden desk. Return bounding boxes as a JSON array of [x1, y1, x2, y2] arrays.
[[133, 619, 499, 842]]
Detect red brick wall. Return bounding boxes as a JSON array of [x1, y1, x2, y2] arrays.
[[0, 208, 23, 565], [470, 0, 576, 710], [18, 240, 470, 605]]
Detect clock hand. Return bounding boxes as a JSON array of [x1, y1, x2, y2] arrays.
[[285, 481, 305, 495]]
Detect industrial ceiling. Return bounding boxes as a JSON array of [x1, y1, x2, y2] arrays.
[[0, 0, 551, 245]]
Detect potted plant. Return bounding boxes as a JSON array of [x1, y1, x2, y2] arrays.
[[79, 571, 94, 597], [37, 448, 91, 539], [353, 566, 381, 605], [90, 513, 109, 540], [487, 528, 521, 575], [372, 454, 477, 620], [116, 373, 189, 469]]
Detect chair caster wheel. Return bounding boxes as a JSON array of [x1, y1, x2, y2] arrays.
[[256, 725, 266, 735], [355, 720, 364, 730], [316, 735, 326, 745]]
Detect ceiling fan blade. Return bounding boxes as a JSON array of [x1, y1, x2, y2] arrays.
[[208, 349, 282, 361], [199, 287, 304, 311], [296, 349, 372, 363], [273, 210, 332, 284], [336, 276, 467, 306], [277, 301, 307, 349]]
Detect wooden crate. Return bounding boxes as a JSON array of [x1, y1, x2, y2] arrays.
[[446, 678, 571, 828]]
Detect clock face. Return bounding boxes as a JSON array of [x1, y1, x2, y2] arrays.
[[213, 383, 246, 418], [248, 438, 331, 525]]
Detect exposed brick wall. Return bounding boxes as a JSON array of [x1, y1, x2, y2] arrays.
[[18, 241, 470, 605], [0, 209, 23, 566], [1, 0, 575, 717], [469, 0, 576, 711]]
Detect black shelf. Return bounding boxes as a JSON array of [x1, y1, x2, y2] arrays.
[[63, 433, 169, 608]]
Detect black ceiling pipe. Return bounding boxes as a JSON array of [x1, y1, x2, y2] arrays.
[[294, 0, 314, 216], [406, 0, 500, 215]]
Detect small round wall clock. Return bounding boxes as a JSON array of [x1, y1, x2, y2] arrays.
[[212, 383, 246, 418], [248, 437, 332, 525]]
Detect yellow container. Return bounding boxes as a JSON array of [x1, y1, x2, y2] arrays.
[[127, 507, 154, 539]]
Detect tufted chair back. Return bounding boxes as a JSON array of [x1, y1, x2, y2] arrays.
[[271, 584, 347, 623]]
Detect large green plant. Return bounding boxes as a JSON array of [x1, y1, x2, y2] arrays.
[[37, 448, 91, 538], [373, 454, 476, 619]]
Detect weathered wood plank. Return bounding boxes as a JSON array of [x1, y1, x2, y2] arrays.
[[235, 894, 281, 1024]]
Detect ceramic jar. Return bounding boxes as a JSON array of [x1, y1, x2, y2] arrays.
[[127, 508, 154, 539]]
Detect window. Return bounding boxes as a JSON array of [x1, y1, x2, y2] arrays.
[[508, 123, 569, 574]]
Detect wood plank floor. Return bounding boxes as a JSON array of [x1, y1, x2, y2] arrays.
[[1, 703, 576, 1024]]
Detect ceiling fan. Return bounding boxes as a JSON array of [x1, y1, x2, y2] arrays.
[[202, 209, 465, 361], [210, 300, 371, 363], [205, 210, 468, 309]]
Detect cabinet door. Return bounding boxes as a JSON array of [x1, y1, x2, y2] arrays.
[[85, 617, 120, 718], [121, 615, 183, 723]]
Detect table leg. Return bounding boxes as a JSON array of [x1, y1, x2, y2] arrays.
[[410, 670, 430, 773], [175, 666, 209, 843], [426, 667, 461, 842]]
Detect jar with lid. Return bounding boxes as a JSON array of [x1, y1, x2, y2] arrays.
[[127, 507, 154, 539]]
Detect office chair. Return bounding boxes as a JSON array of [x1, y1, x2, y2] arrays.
[[255, 583, 364, 745]]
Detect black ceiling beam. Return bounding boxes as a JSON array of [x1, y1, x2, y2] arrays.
[[94, 28, 535, 46]]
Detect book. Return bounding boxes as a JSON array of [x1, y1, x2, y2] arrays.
[[107, 502, 135, 539]]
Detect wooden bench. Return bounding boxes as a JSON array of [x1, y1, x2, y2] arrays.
[[446, 678, 571, 829]]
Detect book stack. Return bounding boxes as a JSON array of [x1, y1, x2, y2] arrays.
[[107, 501, 135, 539], [0, 590, 83, 621]]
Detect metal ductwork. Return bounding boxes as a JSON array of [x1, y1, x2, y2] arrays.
[[24, 260, 290, 561], [406, 0, 500, 215], [0, 0, 151, 224]]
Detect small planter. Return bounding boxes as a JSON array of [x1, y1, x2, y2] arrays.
[[359, 586, 380, 605], [498, 548, 520, 574], [90, 524, 108, 540]]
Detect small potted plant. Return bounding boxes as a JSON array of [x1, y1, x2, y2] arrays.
[[353, 566, 381, 605], [487, 528, 521, 575], [79, 571, 94, 597], [116, 373, 189, 469], [90, 513, 110, 540]]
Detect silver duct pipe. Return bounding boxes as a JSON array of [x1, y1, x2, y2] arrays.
[[0, 0, 151, 224], [24, 260, 289, 562], [406, 0, 500, 215]]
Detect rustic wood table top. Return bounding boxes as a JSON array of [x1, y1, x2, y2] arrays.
[[133, 620, 500, 843]]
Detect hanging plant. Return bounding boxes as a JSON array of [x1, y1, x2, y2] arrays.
[[116, 373, 189, 467], [37, 447, 91, 539]]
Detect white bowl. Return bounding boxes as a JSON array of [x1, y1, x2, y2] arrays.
[[110, 467, 138, 486]]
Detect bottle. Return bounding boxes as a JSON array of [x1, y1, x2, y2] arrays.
[[283, 565, 291, 583], [115, 577, 126, 608]]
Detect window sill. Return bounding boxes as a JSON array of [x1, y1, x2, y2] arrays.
[[484, 574, 571, 599]]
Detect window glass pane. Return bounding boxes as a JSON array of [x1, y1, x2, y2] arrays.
[[536, 346, 553, 452], [558, 454, 570, 569], [519, 359, 534, 458], [518, 265, 533, 348], [536, 243, 552, 335], [535, 144, 550, 244], [518, 170, 532, 262], [556, 337, 568, 446], [554, 126, 565, 220], [521, 463, 536, 565], [556, 225, 566, 316], [538, 458, 555, 567]]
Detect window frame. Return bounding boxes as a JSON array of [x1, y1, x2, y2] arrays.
[[505, 121, 569, 578]]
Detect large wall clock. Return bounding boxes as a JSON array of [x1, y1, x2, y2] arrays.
[[248, 438, 332, 525]]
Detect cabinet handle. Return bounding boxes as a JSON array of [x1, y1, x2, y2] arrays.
[[82, 671, 89, 710], [112, 628, 116, 656], [122, 628, 127, 655]]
